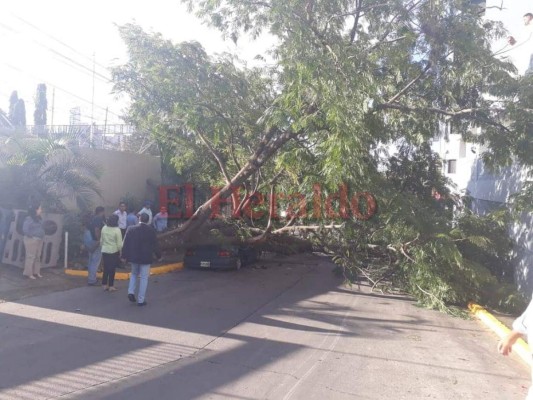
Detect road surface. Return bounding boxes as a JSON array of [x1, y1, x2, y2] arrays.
[[0, 254, 529, 399]]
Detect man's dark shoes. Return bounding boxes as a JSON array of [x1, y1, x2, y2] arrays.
[[88, 281, 99, 286], [137, 301, 147, 306], [128, 293, 136, 303]]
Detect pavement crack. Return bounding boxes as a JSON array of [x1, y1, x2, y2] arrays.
[[202, 359, 299, 380], [324, 385, 358, 397]]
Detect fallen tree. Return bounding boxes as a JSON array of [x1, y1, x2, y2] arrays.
[[113, 0, 532, 312]]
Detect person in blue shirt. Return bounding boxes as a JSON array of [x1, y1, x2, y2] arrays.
[[126, 209, 138, 231], [152, 206, 168, 232]]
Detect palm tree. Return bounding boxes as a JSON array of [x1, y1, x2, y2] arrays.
[[0, 127, 102, 212]]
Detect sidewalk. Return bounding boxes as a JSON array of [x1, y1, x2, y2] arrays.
[[64, 250, 185, 280], [0, 263, 86, 303], [1, 250, 185, 303]]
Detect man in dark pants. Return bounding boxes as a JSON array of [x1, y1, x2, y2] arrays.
[[87, 206, 105, 286], [121, 213, 162, 306]]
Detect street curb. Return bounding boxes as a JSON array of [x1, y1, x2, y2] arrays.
[[468, 302, 531, 367], [64, 262, 184, 281]]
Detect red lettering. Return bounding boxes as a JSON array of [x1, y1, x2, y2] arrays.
[[243, 192, 266, 220], [325, 184, 349, 219], [184, 183, 194, 219], [209, 186, 239, 219], [350, 192, 377, 220], [286, 193, 307, 219], [269, 192, 285, 220], [312, 184, 322, 219]]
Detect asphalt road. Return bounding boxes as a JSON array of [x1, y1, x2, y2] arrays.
[[0, 254, 529, 399]]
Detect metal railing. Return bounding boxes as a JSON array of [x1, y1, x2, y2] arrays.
[[19, 124, 157, 154]]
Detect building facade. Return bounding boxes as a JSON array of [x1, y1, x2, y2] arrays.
[[431, 0, 533, 292]]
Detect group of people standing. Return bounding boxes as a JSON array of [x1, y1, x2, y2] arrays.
[[20, 199, 166, 307], [111, 200, 169, 236], [83, 201, 164, 306]]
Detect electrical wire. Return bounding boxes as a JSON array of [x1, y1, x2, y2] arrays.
[[9, 12, 111, 73], [0, 15, 129, 123], [0, 21, 111, 84]]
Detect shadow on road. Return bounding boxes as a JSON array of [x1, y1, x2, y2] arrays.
[[0, 253, 524, 399]]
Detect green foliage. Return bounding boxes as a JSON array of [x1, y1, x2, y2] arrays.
[[59, 210, 86, 265], [509, 176, 533, 215], [318, 147, 520, 314], [112, 24, 276, 188], [0, 129, 102, 212], [113, 0, 530, 312]]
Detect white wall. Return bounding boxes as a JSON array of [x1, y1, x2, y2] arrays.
[[431, 133, 478, 192]]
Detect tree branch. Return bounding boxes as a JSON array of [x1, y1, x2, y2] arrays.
[[385, 62, 431, 104], [375, 103, 512, 133], [159, 127, 298, 243], [245, 184, 275, 244], [375, 103, 478, 117], [272, 223, 343, 235], [365, 0, 424, 52], [349, 0, 363, 44], [195, 128, 232, 185]]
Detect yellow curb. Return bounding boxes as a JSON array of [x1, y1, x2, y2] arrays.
[[64, 262, 183, 281], [150, 262, 184, 275], [65, 269, 130, 280], [468, 302, 531, 367]]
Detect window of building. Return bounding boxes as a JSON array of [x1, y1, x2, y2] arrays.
[[447, 160, 457, 174]]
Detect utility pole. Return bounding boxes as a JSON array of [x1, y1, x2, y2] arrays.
[[50, 87, 55, 126], [103, 107, 108, 148], [90, 52, 96, 145]]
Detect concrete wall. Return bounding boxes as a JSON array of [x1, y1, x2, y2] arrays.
[[78, 148, 162, 213], [432, 133, 479, 191], [467, 161, 533, 294]]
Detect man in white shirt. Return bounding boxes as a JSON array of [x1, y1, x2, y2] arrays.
[[113, 202, 128, 238], [508, 13, 533, 75], [137, 201, 153, 225]]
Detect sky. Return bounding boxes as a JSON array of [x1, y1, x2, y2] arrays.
[[0, 0, 272, 126], [0, 0, 529, 127]]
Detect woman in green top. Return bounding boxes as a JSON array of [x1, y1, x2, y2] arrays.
[[100, 214, 123, 291]]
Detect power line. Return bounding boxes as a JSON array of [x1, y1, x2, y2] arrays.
[[9, 12, 111, 73], [0, 21, 111, 84]]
